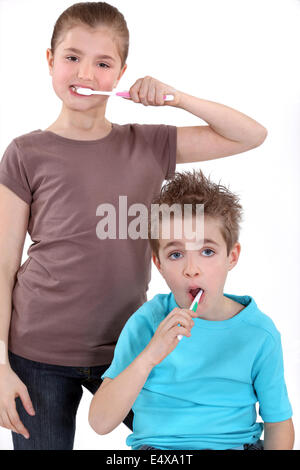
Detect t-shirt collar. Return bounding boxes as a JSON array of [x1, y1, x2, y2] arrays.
[[169, 291, 256, 329]]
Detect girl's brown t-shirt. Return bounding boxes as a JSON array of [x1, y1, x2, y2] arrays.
[[0, 123, 177, 366]]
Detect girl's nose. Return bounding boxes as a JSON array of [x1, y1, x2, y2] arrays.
[[77, 62, 94, 81]]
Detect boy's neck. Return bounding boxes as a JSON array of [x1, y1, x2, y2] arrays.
[[195, 295, 245, 322]]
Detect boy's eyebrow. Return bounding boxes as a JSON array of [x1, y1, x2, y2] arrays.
[[163, 238, 220, 250], [63, 47, 116, 61]]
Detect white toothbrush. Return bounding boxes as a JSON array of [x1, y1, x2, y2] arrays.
[[177, 289, 203, 341], [72, 86, 174, 101]]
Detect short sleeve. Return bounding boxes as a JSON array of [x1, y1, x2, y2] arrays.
[[253, 332, 292, 422], [138, 124, 177, 180], [101, 307, 154, 380], [0, 140, 32, 205]]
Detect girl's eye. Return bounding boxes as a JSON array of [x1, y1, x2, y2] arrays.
[[202, 248, 214, 257], [66, 57, 109, 68], [169, 252, 182, 260]]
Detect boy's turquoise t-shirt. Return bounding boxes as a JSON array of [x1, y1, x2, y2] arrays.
[[101, 293, 292, 450]]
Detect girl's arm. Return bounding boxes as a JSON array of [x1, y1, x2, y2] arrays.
[[129, 76, 268, 163], [0, 184, 36, 439], [263, 418, 294, 450], [175, 92, 268, 163]]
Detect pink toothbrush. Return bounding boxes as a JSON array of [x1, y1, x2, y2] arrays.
[[72, 86, 174, 101]]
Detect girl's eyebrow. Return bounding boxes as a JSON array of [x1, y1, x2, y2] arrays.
[[63, 47, 116, 61]]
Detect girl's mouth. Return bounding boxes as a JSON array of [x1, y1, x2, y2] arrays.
[[69, 85, 91, 97], [70, 85, 83, 96]]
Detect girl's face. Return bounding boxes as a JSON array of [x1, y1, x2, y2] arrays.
[[46, 25, 127, 110]]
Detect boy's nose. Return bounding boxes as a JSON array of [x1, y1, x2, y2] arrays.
[[183, 259, 202, 278]]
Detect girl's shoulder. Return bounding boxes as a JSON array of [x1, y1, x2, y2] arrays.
[[12, 129, 46, 148]]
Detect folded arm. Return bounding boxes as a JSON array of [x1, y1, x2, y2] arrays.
[[175, 92, 267, 164]]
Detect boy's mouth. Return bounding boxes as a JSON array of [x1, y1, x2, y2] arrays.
[[188, 287, 204, 301]]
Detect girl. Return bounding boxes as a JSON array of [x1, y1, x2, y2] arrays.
[[0, 2, 266, 450]]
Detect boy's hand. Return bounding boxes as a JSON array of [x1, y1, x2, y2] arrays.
[[128, 76, 180, 107], [141, 308, 196, 367]]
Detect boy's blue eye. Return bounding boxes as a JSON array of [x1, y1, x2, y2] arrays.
[[98, 63, 109, 68], [169, 252, 182, 260], [202, 248, 214, 257]]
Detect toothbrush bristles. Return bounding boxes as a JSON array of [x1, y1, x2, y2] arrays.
[[76, 87, 93, 95]]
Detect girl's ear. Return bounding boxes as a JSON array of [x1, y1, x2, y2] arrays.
[[46, 48, 54, 75], [228, 242, 241, 271], [114, 63, 127, 88]]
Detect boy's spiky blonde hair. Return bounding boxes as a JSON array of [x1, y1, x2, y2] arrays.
[[148, 170, 243, 259]]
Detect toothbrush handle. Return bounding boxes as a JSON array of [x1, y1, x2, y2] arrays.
[[177, 291, 202, 340], [116, 91, 174, 101], [178, 301, 198, 341]]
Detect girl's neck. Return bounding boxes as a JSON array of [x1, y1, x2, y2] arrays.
[[45, 105, 111, 141]]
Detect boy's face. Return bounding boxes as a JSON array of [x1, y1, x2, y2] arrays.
[[152, 215, 241, 318], [46, 25, 127, 110]]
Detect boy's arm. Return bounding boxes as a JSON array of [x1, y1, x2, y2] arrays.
[[263, 418, 295, 450], [89, 352, 153, 435], [88, 307, 194, 435]]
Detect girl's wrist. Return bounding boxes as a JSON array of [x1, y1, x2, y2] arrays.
[[0, 362, 13, 376], [168, 90, 185, 108]]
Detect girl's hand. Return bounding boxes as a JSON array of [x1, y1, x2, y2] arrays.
[[128, 76, 180, 107], [0, 364, 35, 439], [141, 308, 196, 367]]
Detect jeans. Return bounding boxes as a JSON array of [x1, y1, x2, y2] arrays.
[[139, 440, 264, 450], [8, 350, 133, 450]]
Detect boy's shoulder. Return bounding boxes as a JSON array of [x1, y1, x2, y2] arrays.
[[133, 292, 173, 327], [228, 293, 281, 343]]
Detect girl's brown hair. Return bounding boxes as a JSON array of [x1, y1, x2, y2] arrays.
[[148, 170, 243, 259], [50, 2, 129, 68]]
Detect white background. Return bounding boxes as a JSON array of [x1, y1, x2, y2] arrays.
[[0, 0, 299, 450]]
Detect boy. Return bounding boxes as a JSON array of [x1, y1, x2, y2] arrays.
[[89, 170, 294, 450]]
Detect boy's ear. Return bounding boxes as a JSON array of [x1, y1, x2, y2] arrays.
[[152, 252, 162, 273], [228, 242, 241, 271]]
